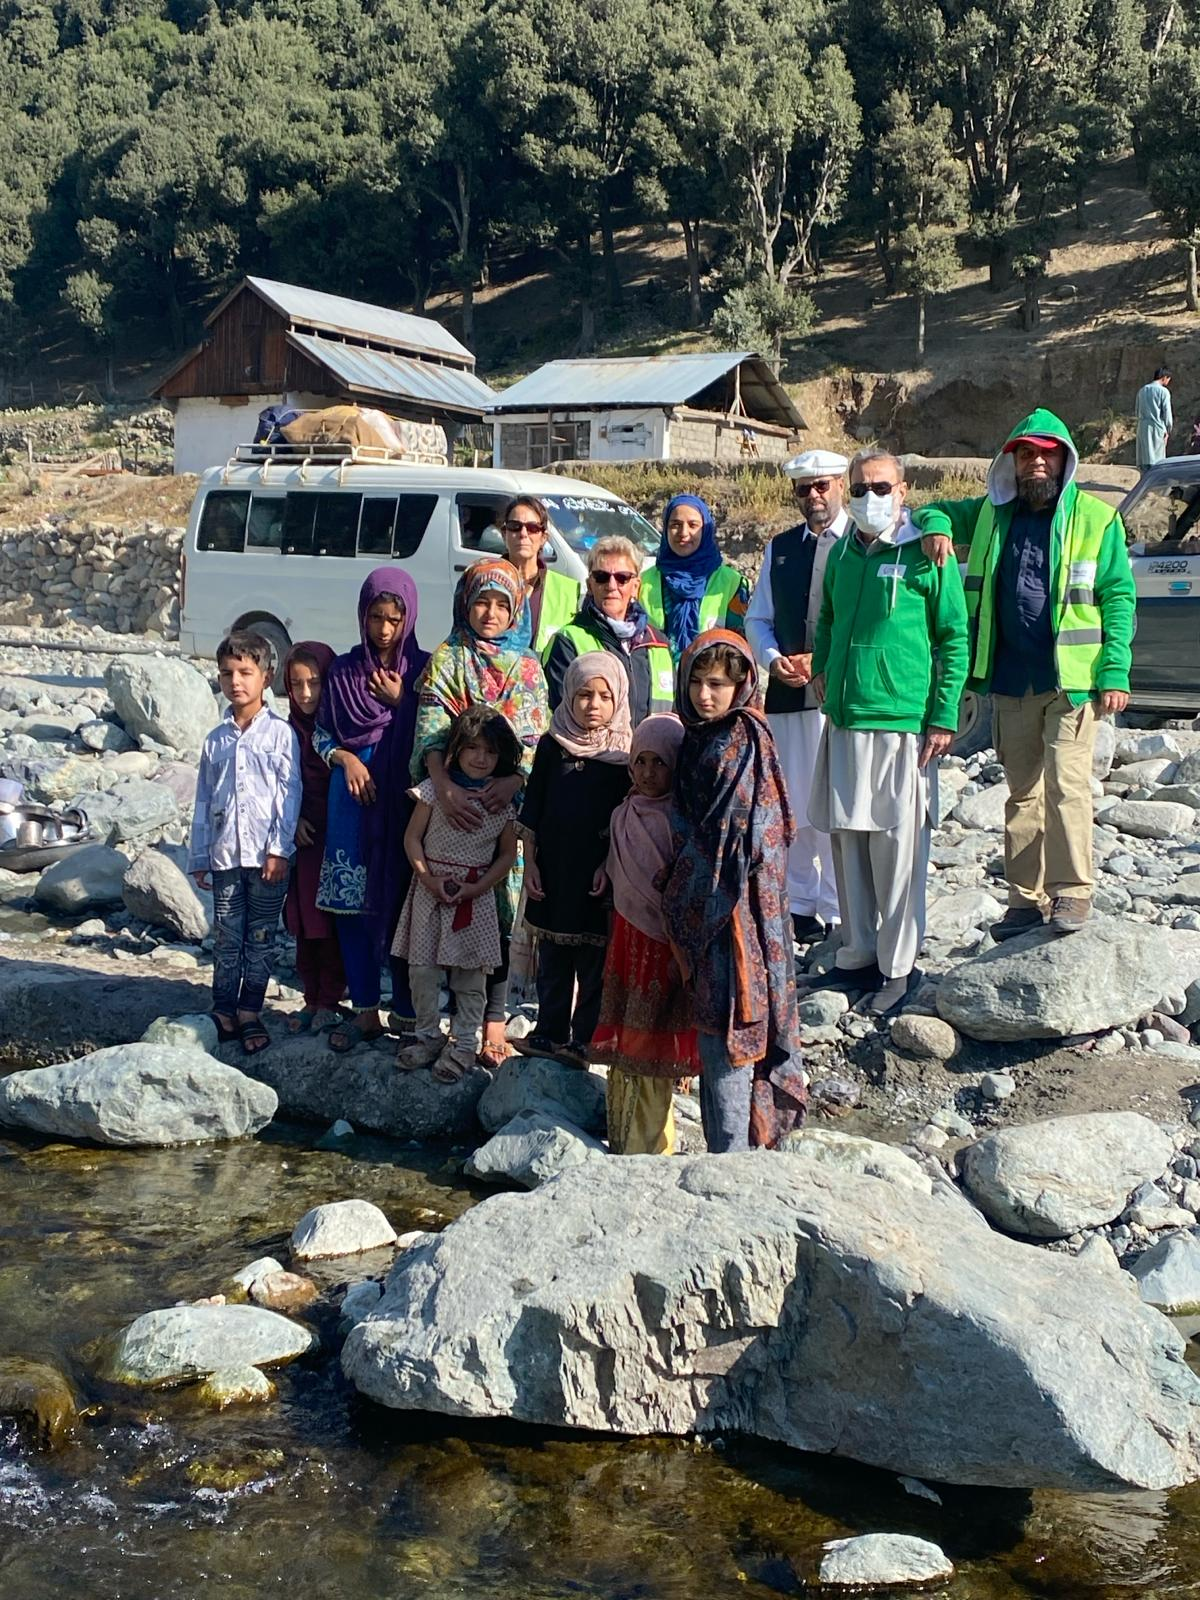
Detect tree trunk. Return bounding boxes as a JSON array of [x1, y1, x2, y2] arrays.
[[1075, 186, 1087, 230], [1187, 243, 1199, 313], [873, 231, 896, 294], [988, 242, 1013, 291], [1021, 280, 1042, 330], [599, 192, 622, 310], [461, 280, 475, 346], [104, 348, 115, 400], [771, 328, 783, 377], [679, 217, 703, 328], [916, 292, 926, 360], [578, 228, 597, 353]]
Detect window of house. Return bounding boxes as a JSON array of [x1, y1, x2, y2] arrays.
[[197, 491, 250, 552], [500, 420, 590, 469]]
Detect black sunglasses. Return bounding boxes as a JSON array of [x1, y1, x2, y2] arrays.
[[795, 479, 834, 496], [592, 570, 637, 586], [849, 479, 899, 497]]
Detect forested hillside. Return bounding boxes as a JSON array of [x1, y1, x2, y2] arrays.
[[1, 0, 1195, 397]]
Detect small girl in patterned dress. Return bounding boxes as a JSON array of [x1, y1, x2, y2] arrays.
[[392, 707, 522, 1082]]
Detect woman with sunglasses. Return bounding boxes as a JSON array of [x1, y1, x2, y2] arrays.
[[640, 494, 750, 663], [498, 496, 582, 655], [543, 536, 674, 727]]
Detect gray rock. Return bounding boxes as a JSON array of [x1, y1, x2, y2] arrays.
[[478, 1055, 607, 1137], [104, 657, 217, 758], [140, 1013, 219, 1055], [122, 848, 211, 941], [0, 1043, 277, 1146], [464, 1111, 605, 1188], [798, 990, 849, 1028], [925, 887, 1004, 941], [106, 1304, 314, 1385], [1131, 1230, 1200, 1313], [230, 1256, 286, 1294], [291, 1199, 396, 1260], [197, 1366, 274, 1407], [0, 961, 211, 1067], [951, 783, 1010, 831], [77, 719, 134, 754], [961, 1112, 1174, 1239], [32, 844, 129, 912], [1092, 719, 1117, 779], [890, 1014, 960, 1060], [981, 1071, 1016, 1101], [1108, 801, 1195, 841], [1116, 731, 1183, 766], [342, 1134, 1200, 1491], [819, 1534, 953, 1586], [937, 918, 1196, 1041], [1154, 784, 1200, 810], [108, 777, 179, 844], [1118, 758, 1179, 787], [340, 1280, 383, 1328]]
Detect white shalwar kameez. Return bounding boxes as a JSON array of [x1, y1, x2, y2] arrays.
[[745, 511, 846, 925]]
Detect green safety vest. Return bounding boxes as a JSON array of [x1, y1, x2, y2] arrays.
[[640, 563, 744, 643], [551, 622, 675, 712], [963, 485, 1115, 694], [533, 568, 582, 655]]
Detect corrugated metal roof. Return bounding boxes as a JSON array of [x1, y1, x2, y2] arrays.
[[489, 352, 805, 429], [245, 277, 474, 365], [287, 332, 498, 417]]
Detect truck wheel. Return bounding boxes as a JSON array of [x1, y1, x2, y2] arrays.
[[953, 690, 993, 757], [236, 616, 291, 694]]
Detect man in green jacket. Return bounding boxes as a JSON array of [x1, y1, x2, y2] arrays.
[[806, 448, 969, 1014], [916, 408, 1135, 939]]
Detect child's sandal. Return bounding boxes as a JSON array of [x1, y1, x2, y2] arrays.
[[239, 1019, 271, 1056], [209, 1012, 239, 1046]]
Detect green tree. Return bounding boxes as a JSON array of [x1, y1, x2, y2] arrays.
[[62, 268, 116, 394], [710, 279, 816, 375], [1142, 45, 1200, 310]]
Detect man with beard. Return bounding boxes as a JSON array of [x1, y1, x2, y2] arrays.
[[917, 409, 1136, 939], [745, 448, 848, 946]]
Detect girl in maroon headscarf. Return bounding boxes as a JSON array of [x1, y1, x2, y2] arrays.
[[282, 642, 347, 1031]]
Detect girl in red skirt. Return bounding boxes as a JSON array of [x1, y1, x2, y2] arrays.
[[283, 642, 347, 1031], [590, 714, 698, 1153]]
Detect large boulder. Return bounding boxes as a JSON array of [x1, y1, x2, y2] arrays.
[[0, 961, 210, 1067], [1130, 1231, 1200, 1314], [1106, 800, 1195, 841], [477, 1055, 607, 1136], [951, 783, 1009, 831], [936, 918, 1196, 1041], [291, 1199, 396, 1260], [32, 844, 129, 912], [342, 1133, 1200, 1492], [104, 656, 217, 758], [924, 887, 1004, 942], [105, 1304, 314, 1386], [122, 848, 212, 941], [0, 1043, 277, 1146], [960, 1112, 1173, 1239], [464, 1111, 605, 1187]]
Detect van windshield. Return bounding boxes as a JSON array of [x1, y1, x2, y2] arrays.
[[541, 494, 660, 557]]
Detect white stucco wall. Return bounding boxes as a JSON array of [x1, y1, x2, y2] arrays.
[[492, 409, 669, 467], [171, 393, 328, 475]]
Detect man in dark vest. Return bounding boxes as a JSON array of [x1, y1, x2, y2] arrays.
[[746, 448, 849, 945]]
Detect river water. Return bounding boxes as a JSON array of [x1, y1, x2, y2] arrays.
[[3, 1120, 1200, 1598]]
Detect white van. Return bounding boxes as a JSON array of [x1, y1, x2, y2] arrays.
[[178, 443, 660, 674]]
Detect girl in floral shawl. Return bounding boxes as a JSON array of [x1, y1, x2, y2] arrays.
[[411, 558, 550, 1063], [662, 628, 805, 1152]]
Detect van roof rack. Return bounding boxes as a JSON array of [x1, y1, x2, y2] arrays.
[[222, 440, 448, 485]]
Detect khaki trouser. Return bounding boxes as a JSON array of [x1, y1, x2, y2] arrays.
[[993, 690, 1096, 908]]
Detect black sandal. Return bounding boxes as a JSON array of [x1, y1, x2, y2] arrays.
[[209, 1012, 239, 1045], [239, 1019, 271, 1055]]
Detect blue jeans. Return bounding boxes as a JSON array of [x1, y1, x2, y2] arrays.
[[211, 866, 289, 1016], [336, 912, 413, 1019], [698, 1032, 752, 1153]]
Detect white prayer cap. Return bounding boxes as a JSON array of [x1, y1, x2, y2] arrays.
[[782, 448, 848, 479]]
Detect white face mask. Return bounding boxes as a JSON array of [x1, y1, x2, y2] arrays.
[[849, 490, 897, 537]]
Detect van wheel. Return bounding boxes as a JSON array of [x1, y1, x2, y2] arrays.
[[236, 616, 291, 694], [953, 691, 993, 757]]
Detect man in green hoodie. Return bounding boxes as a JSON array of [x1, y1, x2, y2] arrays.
[[805, 448, 968, 1015], [916, 409, 1135, 939]]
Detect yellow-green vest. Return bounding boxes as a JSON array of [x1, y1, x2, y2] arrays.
[[964, 484, 1114, 694], [640, 564, 744, 649], [533, 568, 582, 655], [550, 623, 675, 713]]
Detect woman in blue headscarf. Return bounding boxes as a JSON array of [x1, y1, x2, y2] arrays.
[[640, 493, 750, 662]]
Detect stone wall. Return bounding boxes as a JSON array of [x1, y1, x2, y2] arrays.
[[0, 520, 183, 636], [669, 411, 795, 465]]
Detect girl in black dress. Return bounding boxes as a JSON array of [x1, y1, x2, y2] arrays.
[[518, 653, 632, 1065]]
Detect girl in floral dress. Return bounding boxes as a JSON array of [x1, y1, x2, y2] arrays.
[[589, 714, 699, 1154]]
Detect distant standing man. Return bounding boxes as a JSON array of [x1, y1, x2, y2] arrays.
[[917, 409, 1136, 939], [806, 449, 968, 1015], [1135, 367, 1173, 468], [745, 449, 848, 945]]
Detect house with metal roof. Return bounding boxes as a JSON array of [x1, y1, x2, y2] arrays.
[[153, 276, 497, 474], [489, 352, 805, 469]]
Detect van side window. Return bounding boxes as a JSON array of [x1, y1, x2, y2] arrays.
[[358, 498, 398, 557], [394, 493, 439, 558], [457, 493, 508, 555], [282, 495, 316, 555], [247, 496, 284, 549], [313, 493, 361, 558], [198, 491, 249, 552]]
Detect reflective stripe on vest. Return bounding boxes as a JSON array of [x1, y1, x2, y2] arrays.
[[551, 624, 675, 712], [533, 569, 582, 654], [964, 488, 1113, 693], [640, 564, 743, 636]]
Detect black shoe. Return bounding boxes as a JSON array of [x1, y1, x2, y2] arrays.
[[863, 971, 918, 1017], [801, 962, 882, 997], [990, 907, 1044, 943], [791, 913, 827, 946]]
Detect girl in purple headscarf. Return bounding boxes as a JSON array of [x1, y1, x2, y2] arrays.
[[315, 567, 429, 1052]]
